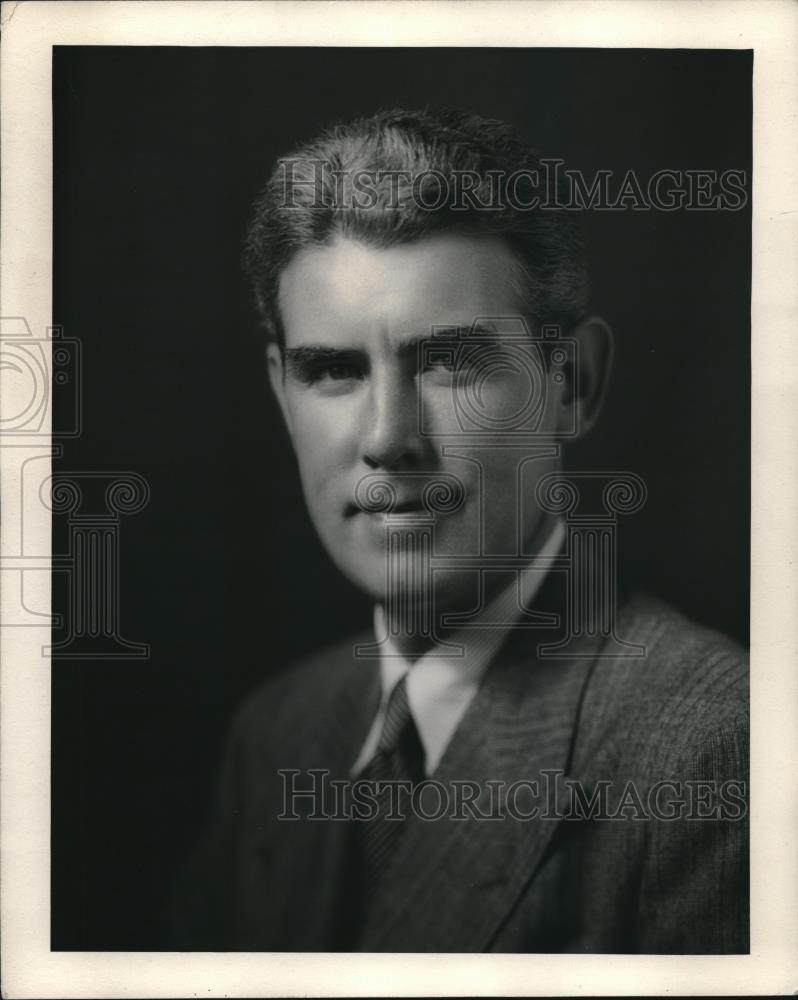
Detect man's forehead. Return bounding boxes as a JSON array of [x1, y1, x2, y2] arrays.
[[276, 232, 527, 347]]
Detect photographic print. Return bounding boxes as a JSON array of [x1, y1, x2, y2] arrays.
[[2, 3, 796, 997]]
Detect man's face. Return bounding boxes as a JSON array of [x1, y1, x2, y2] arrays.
[[270, 232, 568, 611]]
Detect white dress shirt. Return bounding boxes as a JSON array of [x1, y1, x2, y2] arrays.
[[351, 518, 565, 777]]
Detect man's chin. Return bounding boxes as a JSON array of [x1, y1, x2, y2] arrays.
[[335, 559, 479, 620]]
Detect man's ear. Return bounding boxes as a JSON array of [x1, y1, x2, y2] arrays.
[[266, 343, 294, 439], [557, 315, 614, 438]]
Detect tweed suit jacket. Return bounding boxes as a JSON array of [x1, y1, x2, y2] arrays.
[[171, 591, 749, 954]]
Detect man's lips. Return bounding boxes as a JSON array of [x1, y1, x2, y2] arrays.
[[347, 472, 468, 520], [345, 497, 428, 517]]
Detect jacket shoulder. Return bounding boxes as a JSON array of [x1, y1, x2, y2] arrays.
[[579, 594, 748, 771], [611, 592, 746, 700]]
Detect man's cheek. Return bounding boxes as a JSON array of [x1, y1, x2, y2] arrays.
[[293, 425, 329, 473]]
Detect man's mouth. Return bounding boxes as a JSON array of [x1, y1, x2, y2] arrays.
[[345, 497, 428, 517], [346, 472, 468, 520]]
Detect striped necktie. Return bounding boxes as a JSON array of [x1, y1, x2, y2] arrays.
[[355, 673, 426, 890]]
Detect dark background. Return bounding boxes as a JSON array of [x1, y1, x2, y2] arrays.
[[52, 47, 751, 949]]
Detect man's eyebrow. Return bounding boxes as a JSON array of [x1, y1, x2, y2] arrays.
[[283, 345, 366, 371], [283, 324, 503, 370], [424, 322, 499, 339], [393, 323, 501, 357]]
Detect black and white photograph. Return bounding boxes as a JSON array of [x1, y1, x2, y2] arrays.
[[1, 2, 796, 996], [52, 40, 752, 954]]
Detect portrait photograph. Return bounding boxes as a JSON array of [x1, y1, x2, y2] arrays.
[[1, 2, 796, 997], [51, 40, 752, 953]]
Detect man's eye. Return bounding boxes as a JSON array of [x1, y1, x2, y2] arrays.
[[421, 357, 458, 375], [305, 362, 364, 386], [318, 363, 360, 381], [421, 355, 479, 380]]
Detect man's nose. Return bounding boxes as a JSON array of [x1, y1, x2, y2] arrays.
[[361, 370, 425, 470]]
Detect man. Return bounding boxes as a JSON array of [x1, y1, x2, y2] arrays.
[[171, 109, 748, 953]]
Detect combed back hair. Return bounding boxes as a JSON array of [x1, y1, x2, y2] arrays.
[[242, 108, 589, 348]]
